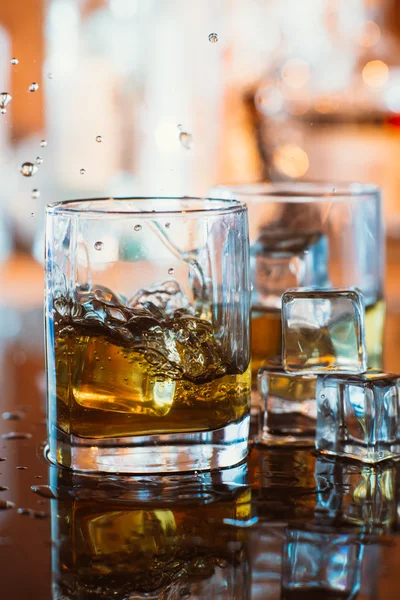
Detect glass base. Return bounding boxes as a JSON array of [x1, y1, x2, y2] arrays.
[[48, 415, 250, 474], [317, 445, 400, 464], [257, 430, 315, 448]]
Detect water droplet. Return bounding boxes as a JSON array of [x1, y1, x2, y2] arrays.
[[134, 224, 142, 232], [47, 73, 53, 79], [208, 32, 218, 43], [2, 411, 24, 421], [168, 268, 174, 275], [80, 168, 86, 175], [29, 82, 39, 92], [0, 486, 9, 492], [94, 241, 103, 251], [33, 475, 42, 479], [96, 135, 103, 143], [0, 500, 15, 510], [20, 162, 38, 177], [31, 189, 40, 199], [0, 458, 6, 462], [0, 108, 6, 114], [180, 589, 191, 599], [10, 58, 18, 65], [18, 508, 32, 516], [35, 156, 43, 165], [165, 222, 171, 228], [16, 466, 28, 470], [0, 92, 12, 110], [40, 139, 47, 147], [31, 212, 34, 217], [2, 432, 32, 440], [179, 131, 193, 150]]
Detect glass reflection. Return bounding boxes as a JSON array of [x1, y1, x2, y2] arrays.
[[50, 462, 251, 599]]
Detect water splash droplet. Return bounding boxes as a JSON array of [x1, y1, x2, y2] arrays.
[[96, 135, 103, 143], [10, 58, 18, 65], [29, 82, 39, 92], [40, 139, 47, 147], [18, 508, 32, 516], [0, 92, 12, 111], [30, 485, 57, 499], [80, 168, 86, 175], [16, 466, 28, 470], [168, 268, 174, 275], [0, 108, 6, 114], [208, 32, 218, 43], [2, 411, 24, 421], [0, 500, 15, 510], [0, 486, 9, 492], [2, 432, 32, 440], [35, 156, 43, 165], [179, 131, 193, 150], [20, 162, 38, 177], [165, 222, 171, 228], [134, 224, 142, 232], [94, 241, 103, 251], [31, 189, 40, 199], [47, 73, 53, 79]]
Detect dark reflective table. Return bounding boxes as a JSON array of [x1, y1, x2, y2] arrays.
[[1, 255, 400, 599]]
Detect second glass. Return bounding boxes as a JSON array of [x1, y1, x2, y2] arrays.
[[45, 197, 251, 473], [211, 182, 385, 380]]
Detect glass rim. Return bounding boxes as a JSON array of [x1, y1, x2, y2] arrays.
[[212, 180, 380, 202], [46, 196, 247, 217]]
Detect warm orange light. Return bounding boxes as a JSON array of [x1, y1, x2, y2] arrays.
[[281, 58, 310, 89], [362, 60, 388, 88], [272, 143, 309, 178]]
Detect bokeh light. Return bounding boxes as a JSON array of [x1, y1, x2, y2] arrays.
[[362, 60, 389, 88]]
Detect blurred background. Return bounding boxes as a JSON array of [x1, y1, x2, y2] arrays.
[[0, 0, 400, 306]]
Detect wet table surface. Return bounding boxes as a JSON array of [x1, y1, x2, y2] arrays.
[[1, 252, 400, 600]]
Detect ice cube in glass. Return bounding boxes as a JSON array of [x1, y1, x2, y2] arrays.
[[316, 371, 400, 463], [282, 288, 367, 373]]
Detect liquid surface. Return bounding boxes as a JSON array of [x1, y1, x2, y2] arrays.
[[50, 283, 250, 438]]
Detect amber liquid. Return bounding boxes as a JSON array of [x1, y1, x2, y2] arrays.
[[54, 486, 251, 599], [251, 298, 385, 384], [52, 288, 250, 439]]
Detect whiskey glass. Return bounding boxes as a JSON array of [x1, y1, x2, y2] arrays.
[[45, 197, 251, 473]]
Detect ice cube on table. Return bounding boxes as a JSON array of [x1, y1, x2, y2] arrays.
[[282, 528, 364, 599], [315, 457, 396, 533], [251, 231, 329, 309], [316, 371, 400, 463], [282, 288, 367, 373], [257, 365, 317, 446]]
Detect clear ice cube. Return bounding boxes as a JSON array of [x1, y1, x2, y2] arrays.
[[316, 371, 400, 463], [257, 365, 317, 444], [251, 230, 330, 309], [281, 528, 364, 599], [282, 288, 367, 373], [315, 457, 396, 533]]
